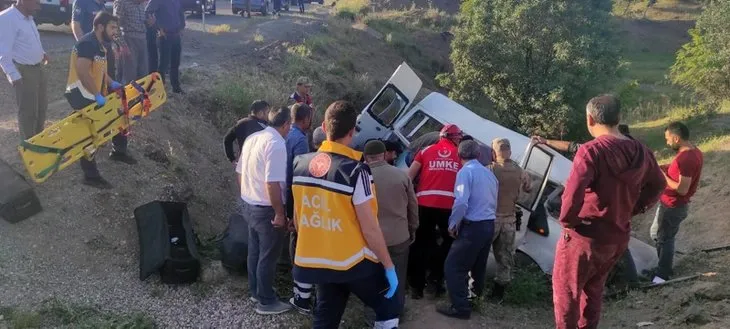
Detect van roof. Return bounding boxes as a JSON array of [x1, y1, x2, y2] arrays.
[[415, 92, 573, 185]]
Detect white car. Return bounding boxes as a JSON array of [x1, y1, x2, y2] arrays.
[[351, 62, 659, 280]]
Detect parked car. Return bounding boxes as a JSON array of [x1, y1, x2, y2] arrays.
[[181, 0, 216, 15], [231, 0, 270, 16], [352, 62, 660, 280]]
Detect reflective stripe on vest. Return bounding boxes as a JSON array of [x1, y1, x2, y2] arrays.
[[415, 190, 455, 198]]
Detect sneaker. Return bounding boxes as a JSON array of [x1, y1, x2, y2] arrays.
[[289, 297, 311, 315], [255, 300, 292, 315], [249, 296, 259, 303], [435, 304, 470, 320], [109, 152, 138, 165], [172, 87, 185, 94], [652, 276, 667, 284], [83, 176, 113, 189]]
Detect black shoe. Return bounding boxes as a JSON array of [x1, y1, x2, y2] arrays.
[[83, 176, 113, 189], [491, 283, 506, 301], [109, 152, 138, 165], [436, 305, 470, 320], [173, 87, 185, 94], [411, 289, 424, 300]]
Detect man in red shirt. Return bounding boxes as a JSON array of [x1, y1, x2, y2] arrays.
[[406, 124, 463, 299], [650, 121, 703, 282], [553, 95, 665, 329]]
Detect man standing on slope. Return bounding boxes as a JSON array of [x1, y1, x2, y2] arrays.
[[65, 12, 132, 189], [407, 124, 463, 299], [291, 100, 401, 328], [650, 121, 703, 283], [488, 137, 532, 301], [553, 94, 665, 329]]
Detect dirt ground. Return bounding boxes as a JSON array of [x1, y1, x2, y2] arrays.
[[2, 1, 730, 328]]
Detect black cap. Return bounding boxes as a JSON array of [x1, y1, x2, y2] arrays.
[[364, 140, 387, 156]]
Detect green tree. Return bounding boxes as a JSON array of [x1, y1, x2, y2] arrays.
[[671, 0, 730, 104], [437, 0, 622, 139]]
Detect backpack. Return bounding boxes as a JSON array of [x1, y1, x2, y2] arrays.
[[219, 212, 249, 275], [0, 158, 42, 223], [135, 201, 201, 284]]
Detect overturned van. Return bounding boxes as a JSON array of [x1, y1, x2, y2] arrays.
[[352, 62, 659, 280]]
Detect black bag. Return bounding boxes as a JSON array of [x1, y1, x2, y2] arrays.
[[0, 158, 42, 223], [219, 213, 248, 275], [134, 201, 201, 284]]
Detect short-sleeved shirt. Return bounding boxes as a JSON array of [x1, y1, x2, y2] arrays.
[[72, 0, 106, 35], [65, 32, 107, 109], [660, 148, 703, 207], [236, 126, 287, 206]]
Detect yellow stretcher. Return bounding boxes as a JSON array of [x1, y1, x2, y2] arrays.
[[18, 72, 167, 183]]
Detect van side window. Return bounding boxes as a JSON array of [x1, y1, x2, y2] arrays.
[[517, 145, 554, 211], [398, 110, 443, 143], [369, 86, 409, 127]]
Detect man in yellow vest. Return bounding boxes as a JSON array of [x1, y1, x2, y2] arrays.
[[291, 100, 401, 328]]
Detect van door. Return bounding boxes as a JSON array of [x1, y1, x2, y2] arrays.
[[352, 62, 423, 150], [514, 143, 556, 240]]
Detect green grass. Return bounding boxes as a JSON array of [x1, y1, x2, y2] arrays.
[[1, 299, 156, 329], [502, 254, 552, 306], [334, 0, 371, 20]]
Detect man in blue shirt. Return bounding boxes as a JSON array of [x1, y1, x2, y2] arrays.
[[285, 102, 314, 314], [71, 0, 105, 40], [438, 140, 498, 320], [145, 0, 185, 93]]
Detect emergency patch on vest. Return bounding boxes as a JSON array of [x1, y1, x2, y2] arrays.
[[309, 153, 331, 178]]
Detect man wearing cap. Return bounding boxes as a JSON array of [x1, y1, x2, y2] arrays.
[[363, 139, 419, 312], [438, 140, 498, 319], [487, 138, 532, 300], [407, 124, 463, 299], [290, 76, 313, 107]]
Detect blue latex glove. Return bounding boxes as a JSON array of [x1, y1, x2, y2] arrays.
[[95, 93, 106, 106], [110, 80, 122, 91], [384, 267, 398, 299]]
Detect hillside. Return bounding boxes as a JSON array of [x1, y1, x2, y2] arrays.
[[2, 0, 730, 328]]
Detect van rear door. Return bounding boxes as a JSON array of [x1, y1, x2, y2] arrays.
[[351, 62, 422, 150]]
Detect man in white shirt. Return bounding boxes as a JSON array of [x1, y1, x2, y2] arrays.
[[0, 0, 48, 140], [236, 106, 293, 315]]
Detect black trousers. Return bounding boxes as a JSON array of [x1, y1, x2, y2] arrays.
[[146, 27, 158, 74], [408, 205, 453, 291], [158, 33, 181, 90], [314, 271, 401, 329]]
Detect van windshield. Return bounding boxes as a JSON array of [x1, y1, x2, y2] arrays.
[[398, 110, 443, 144]]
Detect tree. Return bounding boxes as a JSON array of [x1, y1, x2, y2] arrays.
[[437, 0, 622, 139], [671, 0, 730, 105]]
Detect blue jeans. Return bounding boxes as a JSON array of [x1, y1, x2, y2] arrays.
[[243, 201, 287, 305], [445, 220, 494, 313], [654, 203, 689, 279]]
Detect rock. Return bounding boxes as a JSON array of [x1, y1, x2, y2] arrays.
[[144, 146, 170, 165], [637, 322, 654, 327], [680, 304, 709, 325], [692, 281, 730, 301]]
